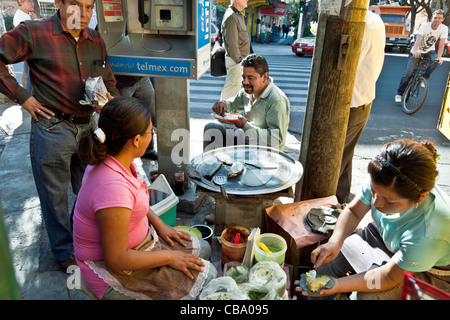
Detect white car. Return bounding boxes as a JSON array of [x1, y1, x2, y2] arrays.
[[211, 23, 220, 44]]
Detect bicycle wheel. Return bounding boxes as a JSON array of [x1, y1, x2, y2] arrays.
[[402, 76, 428, 115]]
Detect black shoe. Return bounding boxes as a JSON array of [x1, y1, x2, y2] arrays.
[[142, 150, 158, 160], [57, 255, 76, 272]]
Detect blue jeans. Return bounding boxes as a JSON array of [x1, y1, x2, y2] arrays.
[[30, 115, 90, 261], [118, 77, 155, 124], [397, 51, 438, 95], [118, 77, 156, 150]]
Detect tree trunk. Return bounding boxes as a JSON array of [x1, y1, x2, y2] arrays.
[[295, 0, 369, 202]]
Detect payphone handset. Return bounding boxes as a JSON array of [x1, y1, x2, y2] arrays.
[[138, 0, 149, 27]]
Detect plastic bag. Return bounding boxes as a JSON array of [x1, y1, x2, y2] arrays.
[[248, 261, 287, 297], [239, 283, 287, 300], [84, 76, 108, 106], [223, 262, 248, 284], [199, 276, 249, 300], [211, 40, 222, 54]]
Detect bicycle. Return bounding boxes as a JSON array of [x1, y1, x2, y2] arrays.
[[402, 56, 438, 115]]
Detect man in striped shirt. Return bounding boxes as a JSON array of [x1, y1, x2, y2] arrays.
[[0, 0, 119, 271]]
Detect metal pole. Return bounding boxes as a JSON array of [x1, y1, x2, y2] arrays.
[[297, 11, 303, 39]]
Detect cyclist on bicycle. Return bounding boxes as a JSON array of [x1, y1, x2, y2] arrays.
[[395, 9, 448, 104]]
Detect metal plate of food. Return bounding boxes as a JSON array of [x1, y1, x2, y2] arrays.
[[186, 145, 303, 195]]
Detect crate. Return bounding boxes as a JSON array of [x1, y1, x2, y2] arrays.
[[149, 174, 179, 227]]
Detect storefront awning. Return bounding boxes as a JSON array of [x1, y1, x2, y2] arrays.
[[216, 0, 276, 10], [260, 3, 286, 16]]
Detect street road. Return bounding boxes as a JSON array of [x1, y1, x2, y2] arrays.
[[191, 43, 450, 138]]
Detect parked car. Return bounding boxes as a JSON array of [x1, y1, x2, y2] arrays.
[[291, 36, 316, 57], [211, 23, 221, 45], [437, 33, 450, 57]]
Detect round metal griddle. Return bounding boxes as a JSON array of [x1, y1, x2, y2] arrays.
[[305, 207, 340, 235], [186, 145, 303, 195]]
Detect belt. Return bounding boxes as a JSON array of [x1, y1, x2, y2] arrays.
[[50, 109, 92, 125]]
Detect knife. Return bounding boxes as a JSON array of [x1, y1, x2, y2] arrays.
[[310, 270, 317, 282], [244, 162, 278, 170]]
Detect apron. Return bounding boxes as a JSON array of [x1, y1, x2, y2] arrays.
[[84, 225, 211, 300]]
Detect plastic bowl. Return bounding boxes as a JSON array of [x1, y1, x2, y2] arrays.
[[254, 233, 287, 266], [174, 226, 202, 239], [192, 224, 214, 244]]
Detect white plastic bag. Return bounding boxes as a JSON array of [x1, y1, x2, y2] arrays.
[[85, 76, 108, 106], [223, 262, 248, 284], [248, 261, 287, 297], [199, 276, 249, 300]]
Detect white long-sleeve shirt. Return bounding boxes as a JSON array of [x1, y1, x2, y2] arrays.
[[351, 11, 386, 108]]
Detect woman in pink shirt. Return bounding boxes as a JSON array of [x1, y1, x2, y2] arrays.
[[73, 97, 214, 299]]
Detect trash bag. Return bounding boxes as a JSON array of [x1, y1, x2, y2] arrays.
[[211, 41, 226, 77]]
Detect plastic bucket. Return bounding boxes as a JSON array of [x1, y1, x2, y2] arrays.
[[149, 174, 179, 227], [254, 233, 287, 266], [221, 226, 250, 266]]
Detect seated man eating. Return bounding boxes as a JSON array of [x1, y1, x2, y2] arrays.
[[203, 53, 290, 151]]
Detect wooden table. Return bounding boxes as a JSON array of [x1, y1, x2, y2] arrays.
[[265, 195, 339, 292]]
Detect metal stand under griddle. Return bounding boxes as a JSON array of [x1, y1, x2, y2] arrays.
[[199, 186, 294, 236]]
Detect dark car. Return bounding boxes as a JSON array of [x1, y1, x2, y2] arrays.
[[291, 36, 316, 57], [437, 33, 450, 57]]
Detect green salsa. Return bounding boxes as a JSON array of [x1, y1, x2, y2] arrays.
[[265, 246, 280, 253]]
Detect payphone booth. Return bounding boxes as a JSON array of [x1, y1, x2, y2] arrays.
[[96, 0, 211, 184]]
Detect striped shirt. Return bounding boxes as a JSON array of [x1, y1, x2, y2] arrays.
[[0, 12, 118, 115]]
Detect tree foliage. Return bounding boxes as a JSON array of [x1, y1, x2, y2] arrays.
[[290, 0, 318, 38], [387, 0, 448, 33]]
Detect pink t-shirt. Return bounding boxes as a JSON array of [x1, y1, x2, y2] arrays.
[[73, 155, 150, 298]]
